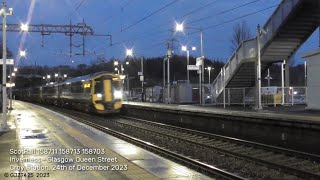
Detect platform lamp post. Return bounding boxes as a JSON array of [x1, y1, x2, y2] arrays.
[[255, 24, 267, 110], [8, 71, 15, 110], [182, 45, 196, 83], [54, 73, 59, 83], [125, 48, 132, 98], [8, 65, 19, 111], [63, 74, 67, 80], [205, 66, 213, 84], [114, 60, 119, 74], [176, 22, 205, 105], [125, 48, 144, 101], [46, 75, 51, 84], [1, 3, 13, 132]]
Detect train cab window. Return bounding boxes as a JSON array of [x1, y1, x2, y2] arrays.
[[112, 80, 121, 91], [95, 80, 103, 94]]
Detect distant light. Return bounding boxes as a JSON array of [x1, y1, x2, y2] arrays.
[[114, 61, 119, 66], [50, 82, 54, 84], [14, 67, 18, 72], [175, 22, 184, 32], [81, 80, 85, 82], [207, 67, 212, 71], [97, 93, 102, 98], [47, 75, 51, 79], [126, 49, 133, 57], [20, 23, 29, 31], [119, 75, 126, 80], [8, 76, 10, 78], [19, 50, 26, 57], [71, 60, 74, 63], [293, 91, 298, 95], [115, 67, 118, 71], [192, 46, 196, 51], [126, 61, 129, 65], [63, 74, 67, 78], [181, 46, 187, 52], [11, 72, 15, 77], [54, 73, 58, 77], [43, 77, 45, 80]]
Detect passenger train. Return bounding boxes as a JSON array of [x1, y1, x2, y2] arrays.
[[16, 71, 123, 114]]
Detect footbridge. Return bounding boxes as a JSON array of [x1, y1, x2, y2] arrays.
[[212, 0, 320, 99]]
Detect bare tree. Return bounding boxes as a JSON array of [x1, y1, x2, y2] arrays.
[[230, 21, 252, 52]]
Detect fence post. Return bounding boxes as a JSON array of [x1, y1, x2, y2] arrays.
[[243, 88, 246, 107], [151, 87, 153, 103], [223, 89, 226, 109], [291, 87, 294, 106], [228, 89, 230, 106]]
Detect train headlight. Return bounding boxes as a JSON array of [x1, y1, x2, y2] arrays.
[[97, 93, 102, 98], [114, 91, 122, 99]]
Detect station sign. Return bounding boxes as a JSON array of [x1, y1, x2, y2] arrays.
[[187, 65, 200, 70], [0, 59, 14, 65], [196, 57, 203, 66]]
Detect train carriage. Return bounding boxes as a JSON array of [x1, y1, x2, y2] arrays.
[[16, 71, 123, 114]]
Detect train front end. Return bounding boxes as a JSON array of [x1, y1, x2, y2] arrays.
[[91, 74, 123, 114]]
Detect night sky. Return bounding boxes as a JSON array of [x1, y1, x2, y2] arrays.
[[5, 0, 319, 66]]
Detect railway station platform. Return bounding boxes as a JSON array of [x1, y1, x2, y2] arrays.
[[122, 102, 320, 155], [0, 101, 210, 180]]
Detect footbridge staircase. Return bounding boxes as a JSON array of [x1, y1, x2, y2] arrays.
[[212, 0, 320, 100]]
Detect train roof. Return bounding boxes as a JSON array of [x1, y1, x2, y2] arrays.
[[60, 71, 115, 85]]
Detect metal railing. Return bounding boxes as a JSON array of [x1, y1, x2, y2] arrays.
[[260, 0, 300, 48], [211, 0, 301, 100], [211, 38, 257, 99], [214, 86, 306, 107]]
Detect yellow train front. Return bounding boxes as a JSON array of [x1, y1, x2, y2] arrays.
[[59, 72, 123, 114]]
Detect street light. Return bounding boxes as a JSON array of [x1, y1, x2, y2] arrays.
[[1, 2, 13, 131], [126, 48, 133, 57], [205, 66, 213, 84], [182, 45, 196, 82], [20, 23, 29, 32], [19, 50, 26, 57], [125, 48, 145, 101], [175, 22, 184, 32], [114, 60, 119, 66], [176, 22, 205, 105], [14, 67, 17, 72]]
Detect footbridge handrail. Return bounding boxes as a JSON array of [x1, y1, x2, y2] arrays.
[[211, 0, 302, 99], [260, 0, 301, 49], [211, 38, 257, 98]]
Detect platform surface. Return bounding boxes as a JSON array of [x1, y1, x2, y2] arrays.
[[123, 101, 320, 123], [0, 101, 211, 180]]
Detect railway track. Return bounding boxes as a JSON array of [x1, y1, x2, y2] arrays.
[[45, 106, 243, 179], [47, 105, 320, 179]]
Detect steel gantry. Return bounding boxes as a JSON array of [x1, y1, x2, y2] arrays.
[[0, 22, 112, 57]]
